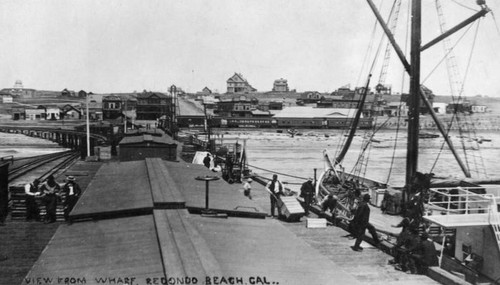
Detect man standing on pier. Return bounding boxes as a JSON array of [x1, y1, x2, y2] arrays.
[[266, 174, 284, 218], [300, 178, 315, 216], [351, 194, 380, 251], [62, 176, 81, 223], [203, 153, 211, 169], [24, 178, 41, 221], [39, 175, 61, 224]]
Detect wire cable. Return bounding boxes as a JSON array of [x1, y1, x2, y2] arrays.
[[246, 163, 309, 180]]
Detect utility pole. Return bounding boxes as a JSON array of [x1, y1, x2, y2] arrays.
[[86, 92, 90, 158]]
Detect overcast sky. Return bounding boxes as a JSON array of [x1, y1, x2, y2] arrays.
[[1, 0, 500, 96]]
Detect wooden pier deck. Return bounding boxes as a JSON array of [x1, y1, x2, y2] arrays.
[[248, 179, 441, 285], [13, 158, 447, 285], [21, 158, 367, 285]]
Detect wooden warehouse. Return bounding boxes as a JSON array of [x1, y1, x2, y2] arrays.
[[118, 134, 177, 161]]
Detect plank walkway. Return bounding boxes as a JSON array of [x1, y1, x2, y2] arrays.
[[19, 159, 369, 285], [69, 161, 154, 221], [146, 158, 185, 208], [12, 158, 447, 285], [24, 215, 164, 283], [0, 219, 59, 285], [249, 179, 441, 285], [153, 209, 222, 278], [162, 160, 267, 218]]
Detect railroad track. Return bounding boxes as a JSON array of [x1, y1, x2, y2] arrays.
[[6, 151, 81, 183]]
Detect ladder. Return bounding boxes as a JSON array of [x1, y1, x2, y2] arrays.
[[378, 0, 401, 86], [435, 0, 488, 179]]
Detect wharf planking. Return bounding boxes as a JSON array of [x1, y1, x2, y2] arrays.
[[153, 209, 222, 279], [146, 158, 185, 209], [0, 218, 59, 285], [282, 219, 440, 285], [23, 215, 165, 283], [69, 161, 154, 221], [164, 160, 267, 218], [21, 157, 366, 285], [249, 180, 440, 285], [189, 214, 362, 285]]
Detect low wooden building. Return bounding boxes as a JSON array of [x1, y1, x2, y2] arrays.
[[273, 106, 372, 129], [118, 134, 177, 161]]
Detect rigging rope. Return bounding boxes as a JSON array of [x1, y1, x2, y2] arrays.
[[450, 0, 479, 12], [246, 163, 308, 181], [458, 19, 488, 177], [386, 1, 410, 185], [421, 23, 473, 85], [357, 0, 385, 88], [491, 11, 500, 37], [339, 0, 391, 169], [348, 117, 392, 178]]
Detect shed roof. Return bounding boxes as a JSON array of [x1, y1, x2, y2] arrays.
[[273, 106, 359, 119], [119, 134, 177, 145], [251, 109, 271, 116]]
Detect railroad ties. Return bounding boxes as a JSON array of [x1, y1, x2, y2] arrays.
[[9, 186, 65, 222]]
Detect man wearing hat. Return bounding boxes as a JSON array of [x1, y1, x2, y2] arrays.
[[300, 177, 315, 216], [320, 194, 338, 224], [39, 175, 61, 223], [62, 176, 82, 223], [351, 193, 380, 251], [243, 178, 253, 199], [24, 178, 41, 221], [266, 174, 284, 217]]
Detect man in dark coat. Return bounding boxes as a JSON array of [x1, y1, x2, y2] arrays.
[[320, 194, 338, 224], [61, 176, 82, 223], [351, 194, 380, 251], [39, 175, 61, 224], [24, 178, 41, 221], [300, 178, 315, 215], [412, 232, 439, 274], [203, 153, 211, 169]]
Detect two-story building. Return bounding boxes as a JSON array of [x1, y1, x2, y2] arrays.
[[226, 73, 257, 94], [296, 91, 323, 105], [103, 95, 123, 120], [272, 78, 289, 92], [214, 95, 258, 117], [136, 92, 172, 121]]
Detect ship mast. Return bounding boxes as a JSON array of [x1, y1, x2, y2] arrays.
[[367, 0, 490, 186], [406, 0, 421, 187]]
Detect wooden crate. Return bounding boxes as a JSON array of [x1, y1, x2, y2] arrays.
[[306, 218, 327, 228], [277, 196, 304, 222]]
